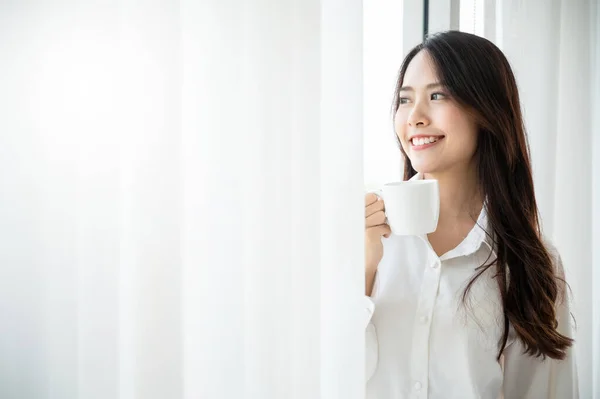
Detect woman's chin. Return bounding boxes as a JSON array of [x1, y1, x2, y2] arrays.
[[409, 162, 438, 175]]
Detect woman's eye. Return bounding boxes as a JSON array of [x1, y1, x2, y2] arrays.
[[399, 97, 410, 104], [431, 92, 446, 100]]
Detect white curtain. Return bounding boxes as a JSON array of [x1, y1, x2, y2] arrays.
[[498, 1, 597, 397], [362, 0, 404, 189], [0, 1, 365, 398], [593, 1, 600, 396], [427, 0, 599, 397]]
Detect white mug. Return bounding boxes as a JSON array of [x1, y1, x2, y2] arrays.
[[377, 179, 440, 236]]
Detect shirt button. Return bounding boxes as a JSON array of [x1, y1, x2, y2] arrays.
[[431, 261, 439, 269], [414, 381, 422, 391], [419, 315, 428, 324]]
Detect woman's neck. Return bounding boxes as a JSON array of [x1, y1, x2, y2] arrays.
[[423, 165, 483, 226]]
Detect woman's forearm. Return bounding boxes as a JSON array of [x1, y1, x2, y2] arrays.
[[365, 269, 376, 296]]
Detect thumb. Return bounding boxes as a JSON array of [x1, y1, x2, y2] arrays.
[[372, 224, 391, 238]]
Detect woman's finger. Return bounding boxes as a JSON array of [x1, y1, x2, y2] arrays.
[[366, 223, 391, 239], [365, 192, 379, 207], [365, 197, 384, 218], [366, 210, 386, 227]]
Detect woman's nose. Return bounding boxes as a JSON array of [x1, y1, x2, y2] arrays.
[[407, 104, 430, 127]]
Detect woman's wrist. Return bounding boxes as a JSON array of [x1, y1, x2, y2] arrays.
[[365, 269, 377, 296]]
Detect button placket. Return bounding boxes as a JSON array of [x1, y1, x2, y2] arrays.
[[409, 255, 442, 398]]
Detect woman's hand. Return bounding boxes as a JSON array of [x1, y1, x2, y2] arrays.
[[365, 193, 391, 295]]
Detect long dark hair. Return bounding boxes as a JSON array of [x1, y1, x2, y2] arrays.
[[392, 31, 572, 360]]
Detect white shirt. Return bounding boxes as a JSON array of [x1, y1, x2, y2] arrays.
[[365, 175, 578, 399]]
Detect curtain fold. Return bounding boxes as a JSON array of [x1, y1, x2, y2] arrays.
[[591, 2, 600, 397]]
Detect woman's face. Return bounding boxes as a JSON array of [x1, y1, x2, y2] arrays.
[[394, 50, 479, 176]]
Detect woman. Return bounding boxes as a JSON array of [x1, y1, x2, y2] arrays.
[[364, 31, 578, 398]]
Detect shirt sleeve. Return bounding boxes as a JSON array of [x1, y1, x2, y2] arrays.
[[502, 251, 579, 398], [364, 295, 378, 382]]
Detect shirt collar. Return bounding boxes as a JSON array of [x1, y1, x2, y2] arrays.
[[410, 172, 496, 259], [453, 203, 496, 260]]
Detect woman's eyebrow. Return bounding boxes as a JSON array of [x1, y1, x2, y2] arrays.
[[399, 82, 444, 92]]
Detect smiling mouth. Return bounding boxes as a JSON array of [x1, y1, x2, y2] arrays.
[[410, 136, 444, 148]]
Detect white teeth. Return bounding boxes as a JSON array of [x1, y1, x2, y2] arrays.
[[412, 136, 440, 146]]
